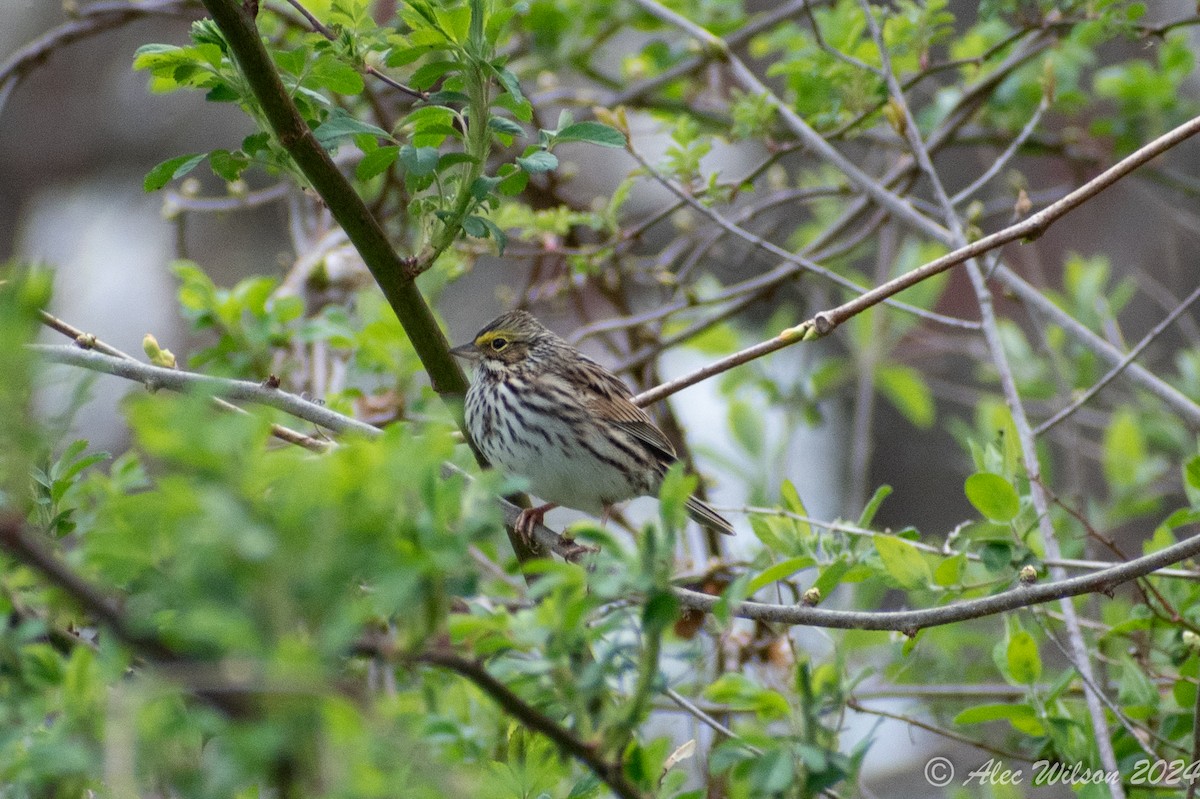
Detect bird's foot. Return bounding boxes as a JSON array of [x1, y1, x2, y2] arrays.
[[515, 502, 556, 544], [558, 537, 599, 560]]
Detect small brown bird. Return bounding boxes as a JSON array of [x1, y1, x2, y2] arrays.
[[451, 310, 735, 539]]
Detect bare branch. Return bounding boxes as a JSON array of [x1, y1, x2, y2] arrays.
[[672, 529, 1200, 630], [32, 344, 378, 437], [1035, 282, 1200, 434], [635, 111, 1200, 412]]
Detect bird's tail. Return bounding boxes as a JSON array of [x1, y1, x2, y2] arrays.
[[685, 495, 735, 536]]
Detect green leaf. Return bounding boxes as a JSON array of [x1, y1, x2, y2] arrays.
[[980, 541, 1013, 573], [307, 55, 365, 95], [750, 749, 795, 794], [1117, 652, 1158, 709], [410, 60, 459, 90], [477, 217, 508, 255], [642, 589, 680, 633], [491, 64, 525, 104], [437, 152, 478, 170], [873, 535, 931, 590], [356, 145, 399, 181], [964, 472, 1020, 522], [876, 364, 935, 428], [1184, 455, 1200, 507], [516, 150, 558, 173], [313, 111, 391, 148], [811, 558, 852, 599], [1006, 629, 1041, 685], [554, 121, 627, 148], [857, 484, 891, 527], [954, 703, 1044, 735], [933, 553, 965, 587], [780, 479, 811, 539], [469, 175, 502, 201], [144, 153, 206, 191], [1103, 408, 1145, 488], [208, 149, 248, 182], [488, 116, 525, 138], [399, 145, 440, 176], [747, 556, 815, 595], [728, 399, 763, 455]]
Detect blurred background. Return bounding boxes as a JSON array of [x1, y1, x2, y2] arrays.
[[5, 2, 1200, 795]]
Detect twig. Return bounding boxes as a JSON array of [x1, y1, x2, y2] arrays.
[[0, 514, 253, 718], [30, 343, 585, 559], [625, 138, 973, 331], [663, 686, 760, 754], [950, 96, 1050, 206], [997, 265, 1200, 426], [860, 2, 1123, 784], [1035, 282, 1200, 434], [634, 110, 1200, 412], [727, 504, 1200, 581], [32, 344, 374, 437], [414, 648, 645, 799], [672, 527, 1200, 629], [845, 698, 1033, 763], [38, 312, 329, 451], [609, 0, 811, 107], [625, 0, 950, 243], [0, 0, 196, 116], [275, 0, 428, 100]]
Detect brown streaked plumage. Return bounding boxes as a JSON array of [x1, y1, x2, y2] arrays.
[[451, 310, 734, 539]]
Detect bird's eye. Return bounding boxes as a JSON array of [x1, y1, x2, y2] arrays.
[[490, 337, 509, 351]]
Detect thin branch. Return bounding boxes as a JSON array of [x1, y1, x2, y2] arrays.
[[1035, 282, 1200, 435], [997, 265, 1200, 426], [608, 0, 812, 108], [32, 344, 375, 437], [625, 145, 974, 330], [414, 648, 645, 799], [0, 514, 253, 718], [663, 686, 760, 754], [845, 698, 1033, 763], [635, 111, 1200, 413], [860, 1, 1122, 785], [950, 96, 1050, 206], [727, 505, 1200, 581], [274, 0, 428, 100], [0, 0, 197, 116], [35, 322, 1200, 631], [672, 526, 1200, 629], [30, 343, 585, 559], [625, 0, 950, 244], [195, 0, 469, 403], [38, 312, 329, 451]]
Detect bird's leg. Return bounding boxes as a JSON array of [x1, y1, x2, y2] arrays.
[[515, 502, 556, 543]]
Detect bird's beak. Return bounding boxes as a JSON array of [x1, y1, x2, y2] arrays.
[[450, 342, 478, 361]]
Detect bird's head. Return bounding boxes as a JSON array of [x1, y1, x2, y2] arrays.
[[450, 310, 555, 367]]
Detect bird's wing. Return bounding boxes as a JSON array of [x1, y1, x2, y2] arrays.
[[571, 357, 678, 463]]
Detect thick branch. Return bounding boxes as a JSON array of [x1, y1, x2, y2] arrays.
[[197, 0, 547, 564], [197, 0, 464, 398]]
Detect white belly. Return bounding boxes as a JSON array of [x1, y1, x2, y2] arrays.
[[465, 378, 646, 514]]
